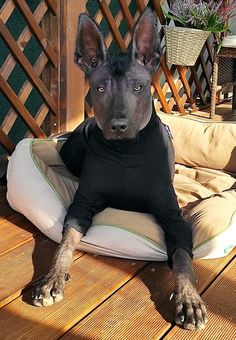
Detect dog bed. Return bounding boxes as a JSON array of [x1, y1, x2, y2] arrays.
[[7, 114, 236, 261]]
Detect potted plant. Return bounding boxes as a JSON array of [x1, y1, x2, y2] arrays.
[[162, 0, 236, 66]]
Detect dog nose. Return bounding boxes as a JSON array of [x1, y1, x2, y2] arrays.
[[109, 118, 128, 133]]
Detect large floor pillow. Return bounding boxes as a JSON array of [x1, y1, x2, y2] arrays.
[[7, 137, 236, 261]]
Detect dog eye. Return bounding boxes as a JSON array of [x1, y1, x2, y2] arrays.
[[97, 86, 105, 93], [134, 85, 143, 92]]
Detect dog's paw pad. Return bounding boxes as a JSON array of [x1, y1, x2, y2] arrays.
[[42, 295, 54, 307], [52, 292, 64, 303]]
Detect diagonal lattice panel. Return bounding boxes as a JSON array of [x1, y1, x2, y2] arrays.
[[0, 0, 59, 155], [1, 0, 49, 136]]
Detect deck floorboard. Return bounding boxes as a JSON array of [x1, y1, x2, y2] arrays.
[[60, 252, 236, 340], [0, 193, 235, 339]]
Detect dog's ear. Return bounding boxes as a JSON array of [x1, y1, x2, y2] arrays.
[[76, 13, 106, 74], [132, 8, 161, 73]]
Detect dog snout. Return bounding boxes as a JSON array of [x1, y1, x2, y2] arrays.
[[109, 118, 129, 133]]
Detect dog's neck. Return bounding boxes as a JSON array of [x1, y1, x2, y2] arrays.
[[94, 108, 157, 147]]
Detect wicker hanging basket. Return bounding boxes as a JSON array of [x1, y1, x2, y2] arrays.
[[164, 26, 211, 66]]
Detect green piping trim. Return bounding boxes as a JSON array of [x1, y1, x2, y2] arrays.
[[91, 223, 166, 252], [29, 139, 236, 255], [193, 210, 236, 251], [30, 139, 68, 209]]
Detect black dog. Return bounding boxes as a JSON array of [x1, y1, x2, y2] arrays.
[[32, 8, 207, 330]]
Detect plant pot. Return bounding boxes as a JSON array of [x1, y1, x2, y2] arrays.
[[164, 26, 211, 66]]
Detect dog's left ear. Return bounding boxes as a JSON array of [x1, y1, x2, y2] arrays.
[[132, 8, 161, 73]]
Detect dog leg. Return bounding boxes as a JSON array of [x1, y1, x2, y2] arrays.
[[172, 248, 207, 330], [32, 228, 82, 307]]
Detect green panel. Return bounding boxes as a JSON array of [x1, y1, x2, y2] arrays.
[[86, 0, 99, 17], [7, 63, 27, 95], [0, 34, 10, 68], [24, 35, 43, 66], [25, 0, 40, 12], [129, 1, 138, 17], [25, 87, 45, 118], [0, 93, 11, 126], [8, 115, 29, 144], [119, 18, 129, 39], [5, 5, 27, 40]]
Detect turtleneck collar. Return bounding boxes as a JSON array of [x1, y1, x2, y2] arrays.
[[94, 109, 158, 148]]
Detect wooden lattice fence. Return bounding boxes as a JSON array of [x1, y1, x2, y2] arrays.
[[0, 0, 59, 154], [0, 0, 213, 156]]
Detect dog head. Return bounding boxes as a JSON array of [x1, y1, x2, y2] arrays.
[[76, 8, 161, 140]]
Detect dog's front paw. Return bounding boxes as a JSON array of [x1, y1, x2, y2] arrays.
[[174, 285, 207, 330], [32, 272, 70, 307]]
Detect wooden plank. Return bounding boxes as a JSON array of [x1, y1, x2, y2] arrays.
[[2, 248, 82, 311], [160, 58, 185, 114], [26, 104, 49, 138], [152, 66, 171, 113], [0, 236, 59, 308], [59, 0, 86, 132], [177, 66, 197, 111], [13, 0, 58, 66], [136, 0, 145, 13], [164, 256, 236, 339], [45, 0, 57, 16], [61, 251, 236, 339], [0, 74, 46, 138], [153, 0, 166, 24], [62, 262, 171, 340], [0, 128, 15, 153], [0, 213, 38, 256], [0, 0, 15, 22], [0, 255, 146, 339], [152, 77, 171, 113], [0, 18, 57, 114], [48, 3, 60, 134]]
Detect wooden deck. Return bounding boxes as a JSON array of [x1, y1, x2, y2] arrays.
[[0, 102, 236, 339], [0, 184, 235, 340]]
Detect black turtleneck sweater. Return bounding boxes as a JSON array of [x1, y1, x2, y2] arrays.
[[60, 112, 193, 266]]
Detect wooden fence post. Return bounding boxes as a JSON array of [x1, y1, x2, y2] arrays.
[[60, 0, 86, 132]]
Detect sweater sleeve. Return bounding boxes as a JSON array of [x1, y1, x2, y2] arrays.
[[60, 118, 96, 177], [63, 176, 107, 236], [150, 184, 193, 268]]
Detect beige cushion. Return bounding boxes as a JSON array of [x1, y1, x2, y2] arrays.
[[35, 139, 236, 258], [158, 113, 236, 173], [7, 126, 236, 261]]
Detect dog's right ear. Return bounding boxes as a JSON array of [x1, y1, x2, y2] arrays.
[[76, 13, 106, 74]]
